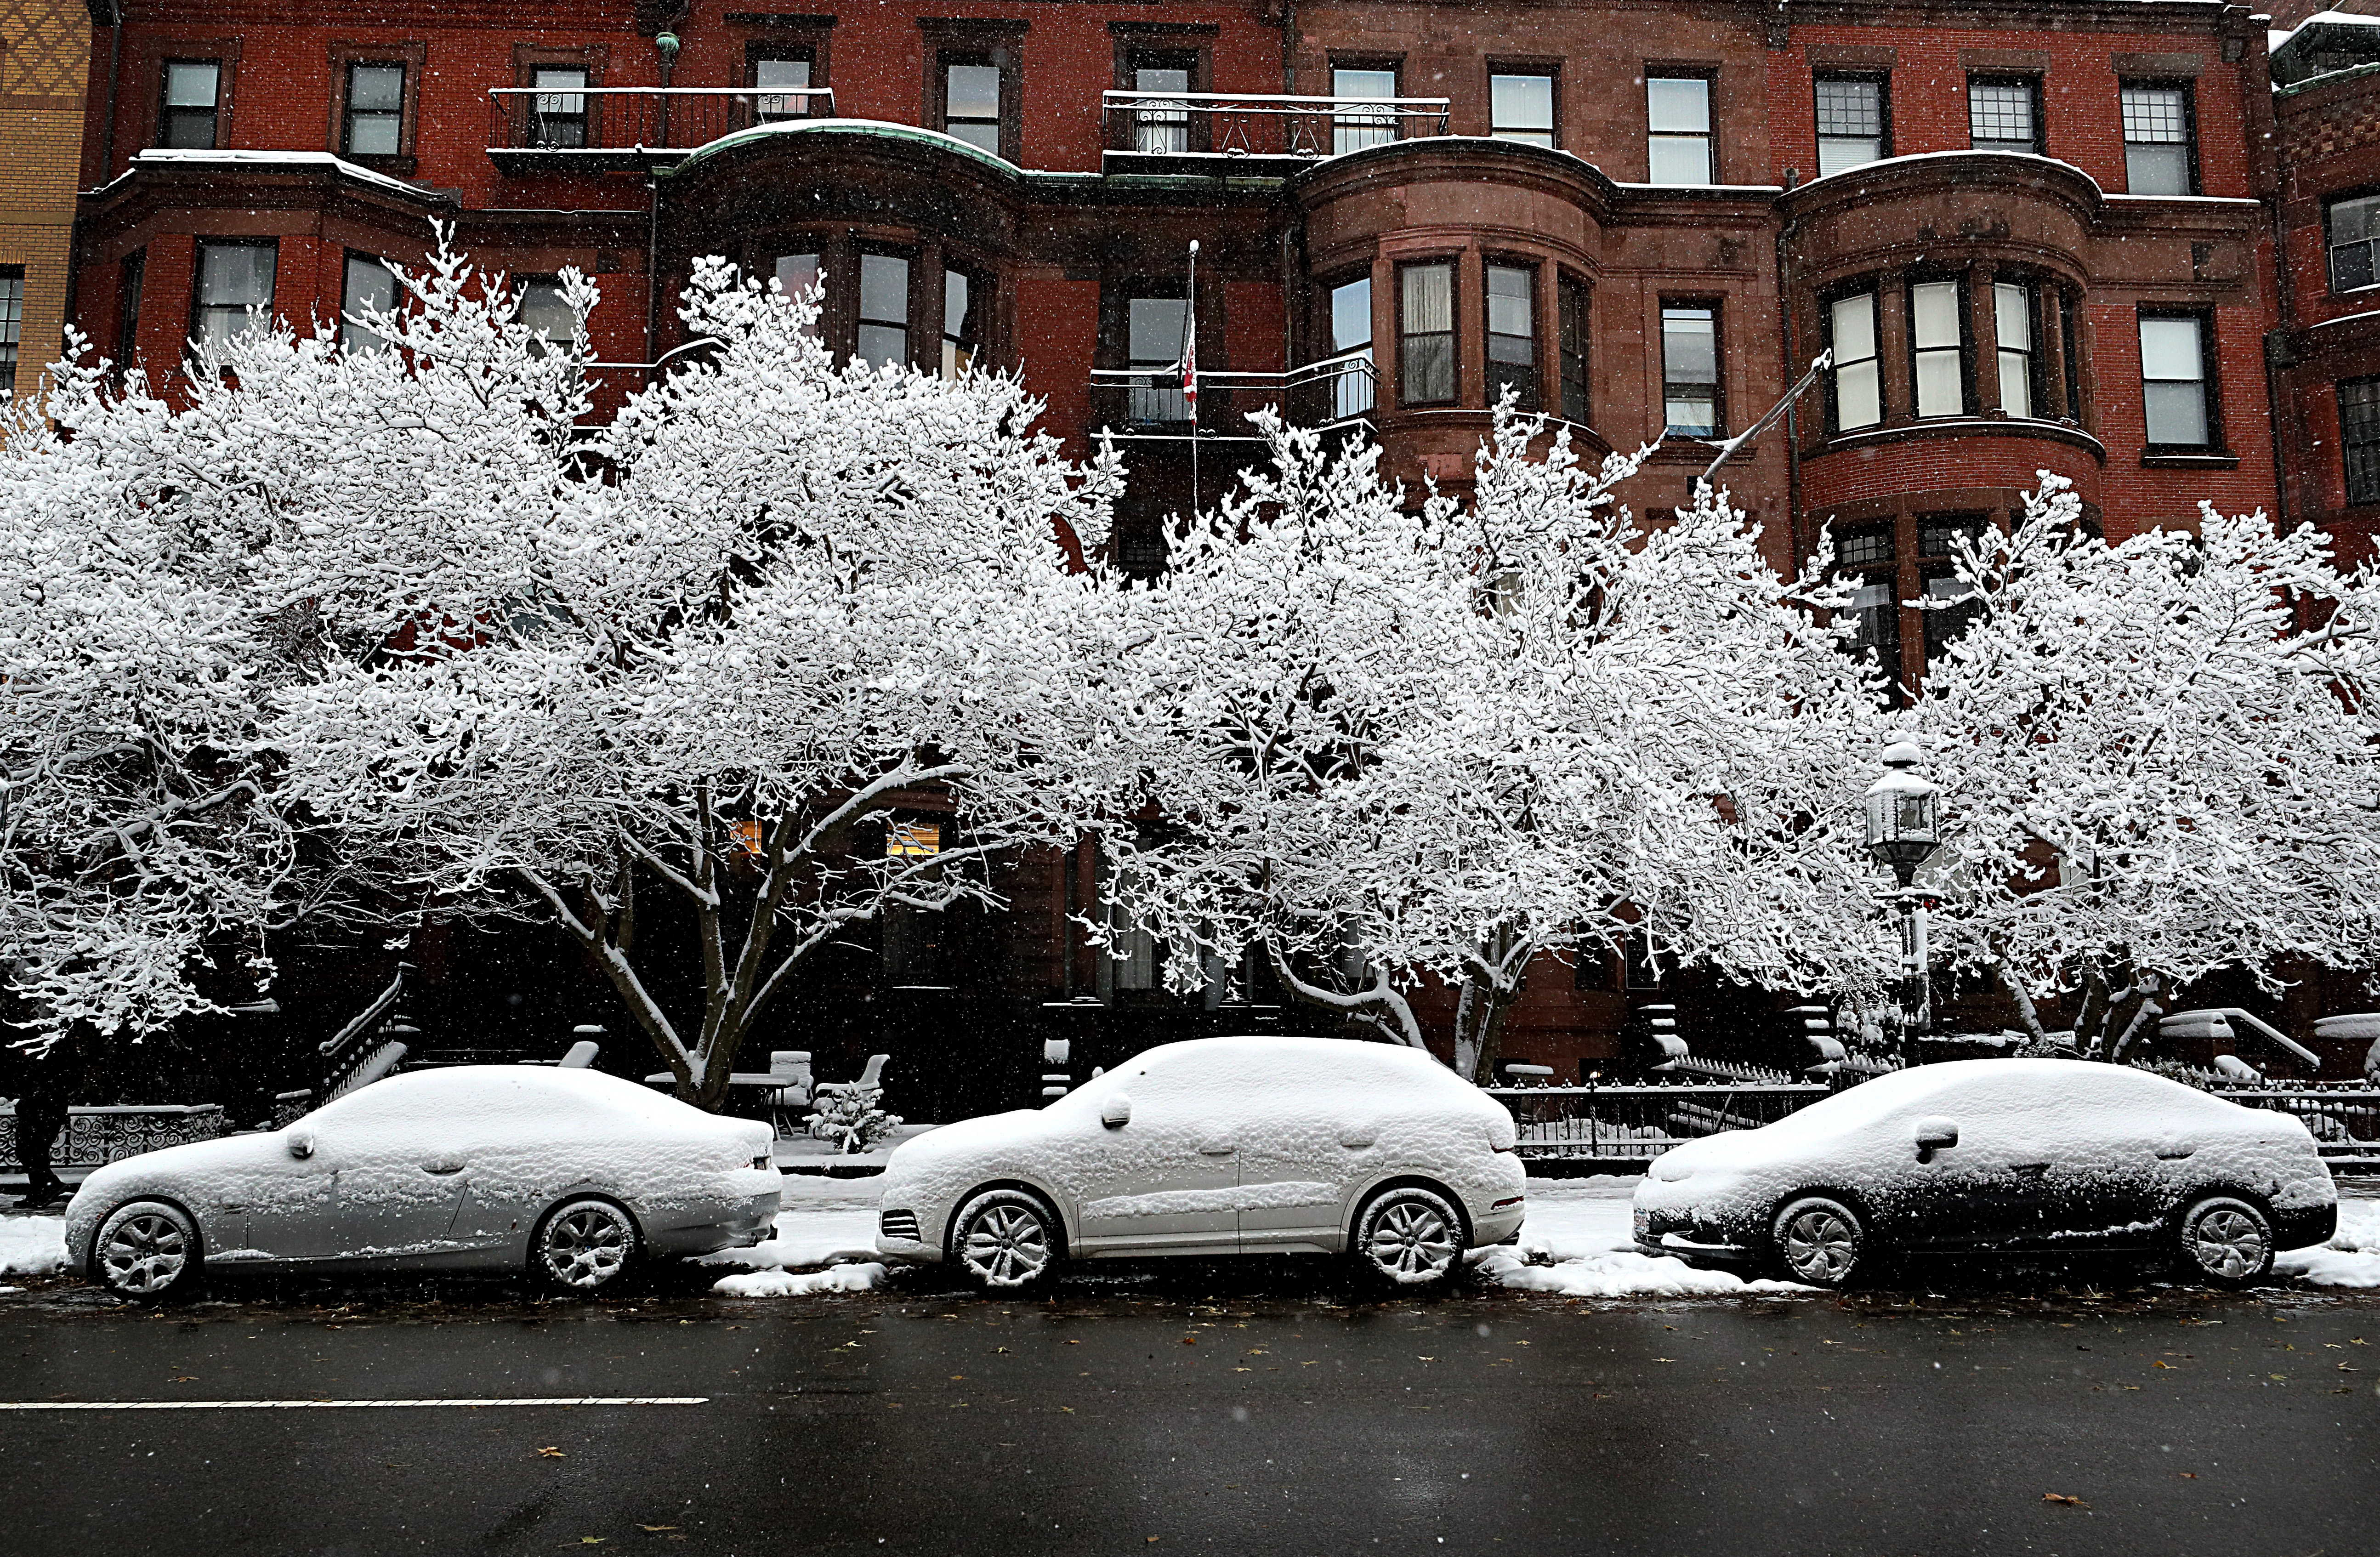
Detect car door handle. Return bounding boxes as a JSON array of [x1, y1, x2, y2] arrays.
[[2010, 1161, 2051, 1173], [421, 1160, 466, 1175], [1198, 1141, 1235, 1156]]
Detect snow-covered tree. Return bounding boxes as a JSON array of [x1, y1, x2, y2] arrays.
[[1099, 406, 1891, 1081], [278, 252, 1132, 1108], [1911, 477, 2380, 1060]]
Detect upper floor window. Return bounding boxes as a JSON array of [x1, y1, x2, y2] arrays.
[[754, 57, 812, 123], [1829, 291, 1881, 432], [774, 252, 823, 337], [1909, 279, 1965, 419], [531, 67, 589, 148], [1994, 280, 2038, 419], [2329, 193, 2380, 293], [858, 254, 912, 369], [1334, 66, 1399, 154], [1968, 76, 2040, 155], [1126, 294, 1190, 423], [160, 60, 221, 149], [1329, 275, 1375, 420], [2138, 313, 2214, 449], [2120, 83, 2195, 195], [1645, 74, 1712, 184], [343, 63, 404, 157], [1490, 72, 1555, 147], [0, 267, 21, 398], [1126, 51, 1198, 154], [2341, 376, 2380, 506], [1485, 264, 1538, 411], [1558, 275, 1590, 425], [1399, 260, 1455, 406], [943, 267, 982, 379], [516, 278, 576, 357], [341, 253, 398, 353], [1660, 303, 1719, 438], [195, 240, 276, 348], [1815, 74, 1888, 177], [941, 57, 1002, 154]]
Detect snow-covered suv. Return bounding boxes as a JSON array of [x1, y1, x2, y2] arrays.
[[875, 1035, 1527, 1289]]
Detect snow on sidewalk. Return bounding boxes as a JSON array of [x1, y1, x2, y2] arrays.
[[698, 1174, 888, 1296], [1475, 1179, 1815, 1299], [0, 1216, 66, 1279], [2277, 1197, 2380, 1288]]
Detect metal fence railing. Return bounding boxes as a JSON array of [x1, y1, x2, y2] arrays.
[[1484, 1079, 1834, 1163], [2198, 1080, 2380, 1165]]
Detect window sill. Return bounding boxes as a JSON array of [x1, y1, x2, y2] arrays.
[[1815, 417, 2107, 462], [340, 153, 419, 179], [2140, 450, 2238, 469]]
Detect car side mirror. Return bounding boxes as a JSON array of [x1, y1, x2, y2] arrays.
[[1913, 1117, 1958, 1161], [1101, 1095, 1132, 1129], [287, 1128, 316, 1161]]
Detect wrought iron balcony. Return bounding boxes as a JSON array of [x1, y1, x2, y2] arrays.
[[1099, 91, 1452, 177], [485, 85, 837, 173], [1090, 352, 1378, 442]]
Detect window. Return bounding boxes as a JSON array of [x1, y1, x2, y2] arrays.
[[1558, 275, 1590, 425], [531, 67, 588, 148], [1923, 575, 1983, 664], [1127, 295, 1189, 422], [0, 268, 20, 397], [942, 57, 1003, 154], [1838, 526, 1900, 673], [1815, 74, 1888, 177], [1329, 275, 1374, 419], [1490, 72, 1555, 147], [754, 57, 812, 122], [517, 278, 576, 357], [160, 60, 221, 148], [1399, 261, 1454, 405], [1333, 67, 1399, 154], [942, 267, 981, 379], [2121, 83, 2195, 195], [1968, 77, 2040, 154], [1486, 264, 1538, 411], [2061, 301, 2083, 422], [1829, 291, 1880, 432], [117, 251, 146, 378], [1919, 514, 1984, 557], [1909, 279, 1965, 419], [857, 254, 910, 369], [1128, 53, 1195, 154], [2138, 313, 2212, 448], [1660, 304, 1719, 437], [1994, 280, 2036, 418], [2328, 193, 2380, 293], [341, 253, 398, 353], [1646, 74, 1712, 184], [194, 241, 276, 348], [2342, 377, 2380, 506], [774, 252, 823, 337], [343, 63, 404, 157]]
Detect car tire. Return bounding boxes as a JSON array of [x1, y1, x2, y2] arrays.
[[90, 1200, 204, 1301], [531, 1198, 640, 1293], [2176, 1195, 2275, 1288], [1772, 1196, 1864, 1288], [1353, 1186, 1466, 1289], [949, 1188, 1062, 1291]]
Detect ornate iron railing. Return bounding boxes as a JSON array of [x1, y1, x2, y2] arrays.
[[485, 85, 838, 169], [1484, 1079, 1833, 1162], [1090, 352, 1376, 441], [1099, 91, 1451, 173]]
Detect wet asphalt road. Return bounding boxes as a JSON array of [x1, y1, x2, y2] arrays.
[[1, 1261, 2377, 1557]]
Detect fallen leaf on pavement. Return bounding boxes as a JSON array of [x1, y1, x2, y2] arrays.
[[537, 1447, 566, 1458], [2043, 1494, 2085, 1507]]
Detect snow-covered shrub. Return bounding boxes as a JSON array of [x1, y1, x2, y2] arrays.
[[805, 1088, 903, 1154]]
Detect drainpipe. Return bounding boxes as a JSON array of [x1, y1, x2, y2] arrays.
[[1775, 194, 1806, 566]]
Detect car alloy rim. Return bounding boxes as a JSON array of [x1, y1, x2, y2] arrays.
[[544, 1207, 631, 1287], [961, 1204, 1050, 1286], [2187, 1207, 2268, 1279], [100, 1212, 188, 1295], [1783, 1208, 1857, 1282], [1367, 1199, 1457, 1279]]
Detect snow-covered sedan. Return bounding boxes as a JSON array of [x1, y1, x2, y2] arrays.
[[1633, 1058, 2336, 1288], [64, 1067, 781, 1300], [874, 1035, 1527, 1290]]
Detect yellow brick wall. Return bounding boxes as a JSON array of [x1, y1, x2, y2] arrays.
[[0, 0, 91, 404]]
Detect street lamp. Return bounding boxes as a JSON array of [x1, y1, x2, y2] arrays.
[[1863, 733, 1941, 1061]]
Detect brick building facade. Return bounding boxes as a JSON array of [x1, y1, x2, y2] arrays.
[[37, 0, 2380, 1102], [0, 0, 88, 403]]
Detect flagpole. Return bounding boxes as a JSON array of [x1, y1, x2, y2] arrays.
[[1186, 239, 1200, 520]]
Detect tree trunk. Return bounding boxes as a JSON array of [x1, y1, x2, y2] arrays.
[[1264, 942, 1429, 1051]]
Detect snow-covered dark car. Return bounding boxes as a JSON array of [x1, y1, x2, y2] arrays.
[[64, 1067, 782, 1299], [875, 1036, 1528, 1290], [1632, 1058, 2335, 1288]]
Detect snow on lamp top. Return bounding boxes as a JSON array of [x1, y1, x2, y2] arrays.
[[1863, 733, 1940, 881]]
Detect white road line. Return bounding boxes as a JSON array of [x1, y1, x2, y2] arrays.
[[0, 1397, 707, 1410]]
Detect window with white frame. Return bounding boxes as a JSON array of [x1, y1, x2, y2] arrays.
[[2138, 313, 2213, 448], [2121, 83, 2195, 195], [1333, 66, 1399, 154], [341, 253, 398, 353], [1646, 74, 1712, 184], [1967, 77, 2039, 154], [1909, 279, 1965, 419], [1994, 280, 2037, 418], [1829, 290, 1881, 431], [1490, 72, 1555, 146], [195, 240, 276, 348], [1815, 74, 1888, 177], [857, 254, 911, 369]]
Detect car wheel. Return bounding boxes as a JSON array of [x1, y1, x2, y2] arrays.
[[950, 1189, 1061, 1291], [2176, 1195, 2275, 1288], [532, 1198, 639, 1292], [1772, 1196, 1864, 1288], [91, 1201, 203, 1301], [1354, 1186, 1465, 1288]]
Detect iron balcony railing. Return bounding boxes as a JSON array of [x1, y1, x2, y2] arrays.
[[485, 85, 837, 171], [1090, 351, 1377, 441], [1099, 91, 1452, 175]]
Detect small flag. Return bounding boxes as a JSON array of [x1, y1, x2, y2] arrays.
[[1180, 330, 1198, 411]]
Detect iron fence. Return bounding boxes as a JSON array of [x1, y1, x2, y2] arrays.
[[1484, 1079, 1833, 1163], [2198, 1080, 2380, 1165]]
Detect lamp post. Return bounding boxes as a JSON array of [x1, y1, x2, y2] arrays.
[[1863, 733, 1942, 1065]]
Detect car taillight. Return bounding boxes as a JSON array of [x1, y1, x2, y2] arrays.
[[1492, 1195, 1525, 1209], [1492, 1143, 1517, 1154], [752, 1154, 773, 1171]]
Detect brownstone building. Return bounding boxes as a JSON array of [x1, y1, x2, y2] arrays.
[[43, 0, 2379, 1103], [0, 0, 87, 403]]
